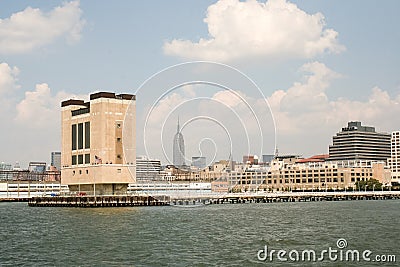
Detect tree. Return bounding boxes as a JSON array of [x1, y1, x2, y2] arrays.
[[355, 179, 382, 191]]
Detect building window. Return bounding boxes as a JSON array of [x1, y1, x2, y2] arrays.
[[116, 122, 121, 128], [85, 121, 90, 149], [72, 155, 77, 165], [117, 137, 121, 142], [86, 170, 89, 174], [117, 154, 122, 159], [78, 154, 83, 165], [79, 170, 82, 175], [72, 124, 77, 150], [85, 154, 90, 164], [78, 123, 83, 149]]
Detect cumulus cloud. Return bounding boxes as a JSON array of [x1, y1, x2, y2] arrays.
[[139, 84, 275, 163], [163, 0, 344, 62], [15, 83, 84, 128], [267, 61, 400, 155], [137, 60, 400, 160], [212, 90, 243, 108], [0, 1, 85, 54], [0, 62, 20, 94], [278, 61, 341, 114]]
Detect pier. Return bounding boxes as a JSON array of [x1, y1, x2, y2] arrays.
[[28, 195, 170, 207], [0, 197, 31, 202], [167, 191, 400, 206], [2, 191, 399, 207]]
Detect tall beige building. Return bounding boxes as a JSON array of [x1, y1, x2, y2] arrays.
[[61, 92, 136, 195], [388, 131, 400, 183]]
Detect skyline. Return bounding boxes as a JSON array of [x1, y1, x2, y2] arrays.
[[1, 0, 399, 167]]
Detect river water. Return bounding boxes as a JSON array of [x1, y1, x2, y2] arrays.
[[1, 200, 399, 266]]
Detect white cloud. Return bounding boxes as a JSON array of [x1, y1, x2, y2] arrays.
[[279, 61, 341, 114], [267, 61, 400, 156], [0, 62, 20, 94], [182, 85, 196, 98], [15, 83, 84, 128], [146, 92, 188, 126], [0, 1, 85, 54], [139, 85, 275, 163], [137, 61, 400, 161], [0, 62, 87, 166], [212, 90, 243, 108], [163, 0, 344, 62]]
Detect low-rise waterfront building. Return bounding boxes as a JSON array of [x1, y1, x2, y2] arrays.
[[0, 162, 12, 180], [28, 162, 46, 173], [136, 156, 161, 182], [212, 159, 391, 193]]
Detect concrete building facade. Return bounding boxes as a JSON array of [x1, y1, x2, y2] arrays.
[[28, 162, 46, 173], [136, 156, 161, 182], [215, 160, 391, 193], [388, 131, 400, 183], [329, 121, 391, 161], [61, 92, 136, 195], [0, 162, 12, 180]]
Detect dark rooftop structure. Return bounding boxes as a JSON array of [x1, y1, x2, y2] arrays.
[[328, 121, 391, 162], [61, 92, 135, 108]]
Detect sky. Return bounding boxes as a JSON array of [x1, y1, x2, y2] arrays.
[[0, 0, 399, 167]]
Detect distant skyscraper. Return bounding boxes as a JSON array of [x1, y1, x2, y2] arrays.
[[262, 154, 274, 163], [51, 152, 61, 170], [192, 156, 206, 169], [173, 118, 185, 167]]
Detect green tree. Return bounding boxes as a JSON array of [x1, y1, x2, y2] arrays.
[[355, 179, 382, 191], [367, 178, 382, 190]]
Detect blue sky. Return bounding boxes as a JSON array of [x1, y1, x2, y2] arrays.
[[1, 0, 399, 167]]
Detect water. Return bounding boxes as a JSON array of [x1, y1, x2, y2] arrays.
[[1, 200, 399, 266]]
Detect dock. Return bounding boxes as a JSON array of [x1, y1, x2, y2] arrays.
[[28, 195, 170, 207], [187, 191, 400, 205], [2, 191, 400, 207], [168, 191, 400, 205]]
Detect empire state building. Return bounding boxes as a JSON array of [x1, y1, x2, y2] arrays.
[[173, 118, 185, 167]]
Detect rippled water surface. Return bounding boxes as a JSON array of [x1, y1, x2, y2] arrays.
[[1, 200, 399, 266]]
